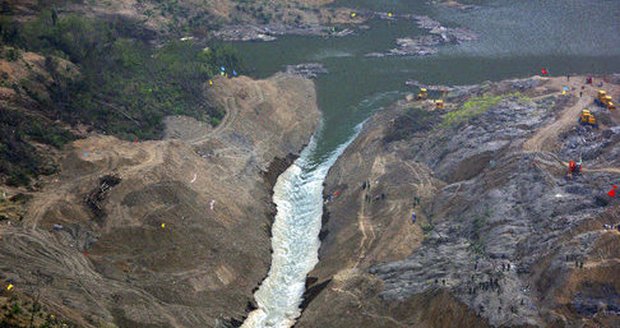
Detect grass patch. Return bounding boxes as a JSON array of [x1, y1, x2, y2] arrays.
[[442, 94, 503, 127], [442, 92, 530, 128]]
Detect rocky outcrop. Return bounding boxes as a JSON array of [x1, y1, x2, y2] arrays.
[[0, 74, 321, 327], [285, 63, 328, 79], [212, 24, 355, 42], [366, 15, 478, 57], [297, 76, 620, 327]]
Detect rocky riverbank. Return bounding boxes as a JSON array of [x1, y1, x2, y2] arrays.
[[0, 73, 320, 327], [366, 15, 478, 57], [296, 75, 620, 327], [285, 63, 329, 79], [213, 24, 355, 42]]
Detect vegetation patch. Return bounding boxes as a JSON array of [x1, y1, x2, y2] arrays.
[[442, 94, 503, 127], [467, 209, 492, 256], [13, 12, 241, 140], [421, 223, 435, 235], [0, 8, 244, 185], [0, 108, 74, 186], [442, 92, 529, 127]]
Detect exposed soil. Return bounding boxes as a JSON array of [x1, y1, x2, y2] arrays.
[[0, 74, 320, 327]]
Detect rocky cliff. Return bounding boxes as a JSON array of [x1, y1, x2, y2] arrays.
[[298, 75, 620, 327]]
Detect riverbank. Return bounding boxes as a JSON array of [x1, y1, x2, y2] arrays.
[[297, 75, 620, 327], [0, 73, 320, 327]]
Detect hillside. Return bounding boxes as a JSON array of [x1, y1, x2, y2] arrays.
[[4, 0, 358, 37], [298, 75, 620, 327], [0, 73, 320, 327]]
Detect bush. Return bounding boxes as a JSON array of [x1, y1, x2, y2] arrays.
[[421, 223, 434, 234], [6, 170, 30, 187], [5, 47, 19, 61]]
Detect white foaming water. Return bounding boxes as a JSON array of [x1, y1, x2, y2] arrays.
[[241, 124, 362, 328]]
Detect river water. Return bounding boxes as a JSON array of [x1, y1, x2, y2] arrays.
[[237, 0, 620, 326]]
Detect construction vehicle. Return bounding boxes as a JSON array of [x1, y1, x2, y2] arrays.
[[435, 99, 445, 109], [595, 90, 616, 110], [578, 109, 598, 128], [416, 88, 428, 100]]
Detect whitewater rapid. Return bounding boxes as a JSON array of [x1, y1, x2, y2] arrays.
[[241, 124, 362, 328]]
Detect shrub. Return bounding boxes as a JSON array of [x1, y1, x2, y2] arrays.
[[421, 223, 434, 234]]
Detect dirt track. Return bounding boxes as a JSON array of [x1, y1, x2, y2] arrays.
[[523, 77, 620, 175], [524, 78, 596, 152]]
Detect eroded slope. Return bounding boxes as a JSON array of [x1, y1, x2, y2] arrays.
[[299, 75, 620, 327]]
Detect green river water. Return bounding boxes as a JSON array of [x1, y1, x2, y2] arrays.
[[234, 0, 620, 162]]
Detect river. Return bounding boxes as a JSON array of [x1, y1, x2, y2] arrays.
[[236, 0, 620, 327]]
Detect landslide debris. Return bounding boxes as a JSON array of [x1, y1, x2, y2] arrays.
[[297, 75, 620, 327], [84, 175, 122, 222]]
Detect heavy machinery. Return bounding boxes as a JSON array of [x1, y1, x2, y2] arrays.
[[579, 109, 597, 128], [416, 88, 428, 100], [595, 90, 616, 110], [435, 99, 444, 109]]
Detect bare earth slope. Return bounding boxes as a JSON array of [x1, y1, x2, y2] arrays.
[[0, 74, 320, 327], [298, 75, 620, 327]]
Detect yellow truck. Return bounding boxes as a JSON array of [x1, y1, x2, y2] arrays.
[[596, 90, 616, 110], [416, 88, 428, 100], [579, 109, 598, 128]]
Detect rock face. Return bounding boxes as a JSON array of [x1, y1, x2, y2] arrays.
[[0, 74, 320, 327], [297, 76, 620, 327]]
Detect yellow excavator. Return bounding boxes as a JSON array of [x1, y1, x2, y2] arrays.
[[435, 99, 445, 109], [596, 90, 616, 110], [416, 88, 428, 100], [579, 109, 598, 128]]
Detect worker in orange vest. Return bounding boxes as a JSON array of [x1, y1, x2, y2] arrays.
[[568, 160, 576, 172]]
